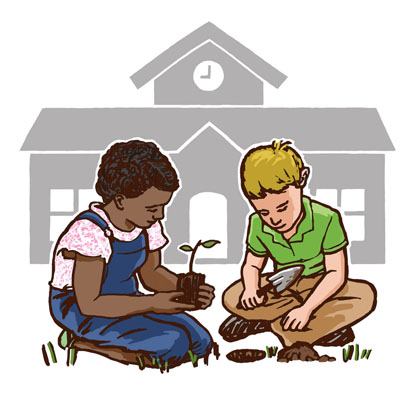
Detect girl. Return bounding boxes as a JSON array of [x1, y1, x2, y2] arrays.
[[48, 139, 215, 368]]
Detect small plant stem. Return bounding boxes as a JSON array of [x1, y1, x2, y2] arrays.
[[266, 346, 270, 358], [365, 350, 372, 360], [361, 349, 367, 359], [189, 240, 202, 273], [273, 346, 278, 357]]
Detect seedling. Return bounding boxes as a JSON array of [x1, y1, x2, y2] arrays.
[[179, 239, 221, 273], [177, 239, 220, 305]]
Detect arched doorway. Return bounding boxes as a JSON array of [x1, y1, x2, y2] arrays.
[[189, 192, 227, 258]]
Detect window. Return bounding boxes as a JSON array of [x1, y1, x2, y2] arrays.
[[189, 192, 227, 258], [49, 188, 102, 242], [311, 188, 366, 242], [50, 189, 74, 212]]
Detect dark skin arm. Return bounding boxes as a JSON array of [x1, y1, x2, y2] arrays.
[[71, 251, 196, 318], [138, 249, 216, 310]]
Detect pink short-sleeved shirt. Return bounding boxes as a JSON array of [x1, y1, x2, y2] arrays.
[[50, 202, 168, 289]]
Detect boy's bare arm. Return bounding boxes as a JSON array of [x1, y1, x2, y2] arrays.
[[240, 252, 267, 309], [72, 253, 196, 317], [282, 248, 348, 331]]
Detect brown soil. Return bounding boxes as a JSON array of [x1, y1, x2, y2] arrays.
[[277, 342, 336, 363], [176, 272, 206, 306], [226, 349, 266, 363]]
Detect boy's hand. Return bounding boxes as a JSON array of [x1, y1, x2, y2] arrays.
[[282, 305, 312, 331], [240, 288, 265, 310], [196, 283, 215, 309]]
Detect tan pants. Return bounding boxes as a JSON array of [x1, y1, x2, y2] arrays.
[[222, 273, 377, 347]]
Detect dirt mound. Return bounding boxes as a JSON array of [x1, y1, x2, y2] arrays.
[[277, 342, 336, 363], [226, 349, 266, 363]]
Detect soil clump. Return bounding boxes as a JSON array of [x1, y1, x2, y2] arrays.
[[226, 349, 266, 363], [277, 342, 336, 363]]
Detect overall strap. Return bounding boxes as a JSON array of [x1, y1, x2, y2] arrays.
[[76, 211, 110, 233]]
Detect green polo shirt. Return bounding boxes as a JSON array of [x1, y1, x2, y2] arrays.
[[247, 196, 348, 276]]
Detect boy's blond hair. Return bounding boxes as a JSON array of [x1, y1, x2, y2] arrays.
[[241, 140, 304, 199]]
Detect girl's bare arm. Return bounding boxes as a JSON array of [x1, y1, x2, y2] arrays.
[[138, 249, 178, 292], [72, 253, 195, 318]]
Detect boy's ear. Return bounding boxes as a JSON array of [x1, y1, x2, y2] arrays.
[[299, 167, 310, 188], [114, 194, 126, 210]]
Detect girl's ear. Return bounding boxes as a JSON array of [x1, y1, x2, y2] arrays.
[[114, 194, 126, 210], [299, 167, 310, 188]]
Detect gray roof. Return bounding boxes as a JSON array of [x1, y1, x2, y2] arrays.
[[130, 22, 287, 90], [21, 108, 394, 152]]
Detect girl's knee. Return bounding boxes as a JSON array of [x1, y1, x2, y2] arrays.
[[191, 327, 213, 356], [156, 327, 190, 362]]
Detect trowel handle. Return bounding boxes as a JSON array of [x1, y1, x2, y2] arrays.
[[235, 284, 274, 309], [257, 283, 275, 298]]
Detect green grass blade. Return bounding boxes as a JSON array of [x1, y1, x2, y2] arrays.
[[355, 344, 359, 361], [361, 349, 367, 359], [137, 355, 144, 369], [152, 357, 156, 366], [366, 349, 372, 360], [343, 345, 349, 362], [47, 341, 57, 363], [70, 348, 77, 365], [348, 345, 354, 361], [273, 346, 278, 357], [266, 346, 270, 358]]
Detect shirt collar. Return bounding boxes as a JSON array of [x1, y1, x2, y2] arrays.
[[262, 196, 314, 245]]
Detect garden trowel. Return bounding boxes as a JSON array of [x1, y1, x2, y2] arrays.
[[236, 265, 305, 309]]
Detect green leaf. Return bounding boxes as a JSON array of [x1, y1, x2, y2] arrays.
[[179, 244, 193, 252], [201, 240, 221, 248], [58, 330, 68, 349]]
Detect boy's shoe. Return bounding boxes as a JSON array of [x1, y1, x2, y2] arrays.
[[314, 326, 355, 347], [219, 314, 271, 342]]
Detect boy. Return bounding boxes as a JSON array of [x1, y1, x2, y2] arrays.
[[220, 140, 376, 361]]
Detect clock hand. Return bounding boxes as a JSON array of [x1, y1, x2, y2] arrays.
[[200, 65, 211, 79]]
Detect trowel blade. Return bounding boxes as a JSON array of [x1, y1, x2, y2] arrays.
[[267, 265, 305, 293]]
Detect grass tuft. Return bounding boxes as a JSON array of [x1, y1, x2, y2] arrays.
[[342, 344, 372, 362], [266, 345, 278, 358]]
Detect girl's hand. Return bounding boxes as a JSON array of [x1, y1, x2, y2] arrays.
[[151, 291, 197, 314], [196, 283, 215, 309], [240, 288, 265, 310]]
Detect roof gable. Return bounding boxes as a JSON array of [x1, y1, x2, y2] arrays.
[[130, 22, 287, 91]]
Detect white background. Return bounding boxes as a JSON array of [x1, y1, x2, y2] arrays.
[[1, 1, 412, 393]]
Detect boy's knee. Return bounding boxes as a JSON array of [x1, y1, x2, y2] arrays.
[[222, 281, 242, 313], [348, 279, 377, 317]]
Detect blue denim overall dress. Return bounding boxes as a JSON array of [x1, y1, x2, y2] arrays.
[[49, 210, 212, 364]]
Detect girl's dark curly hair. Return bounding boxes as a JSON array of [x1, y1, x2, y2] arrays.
[[95, 140, 180, 203]]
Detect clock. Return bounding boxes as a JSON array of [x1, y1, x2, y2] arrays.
[[193, 61, 224, 91]]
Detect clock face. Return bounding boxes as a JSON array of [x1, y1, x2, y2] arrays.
[[193, 61, 224, 91]]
